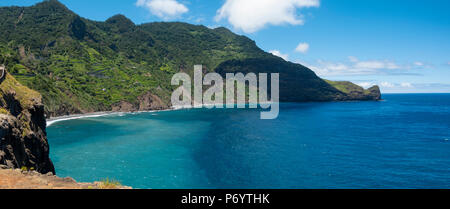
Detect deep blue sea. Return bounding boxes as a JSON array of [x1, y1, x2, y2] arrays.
[[47, 94, 450, 189]]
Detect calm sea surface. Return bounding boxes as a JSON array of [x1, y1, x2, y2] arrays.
[[47, 94, 450, 188]]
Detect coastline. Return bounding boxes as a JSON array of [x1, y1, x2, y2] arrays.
[[45, 101, 338, 126], [47, 111, 117, 127], [46, 109, 172, 127], [45, 102, 273, 127]]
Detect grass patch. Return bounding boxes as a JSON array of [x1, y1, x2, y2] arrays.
[[0, 74, 41, 109], [20, 166, 35, 172], [0, 108, 9, 115], [325, 80, 366, 94], [98, 178, 122, 189]]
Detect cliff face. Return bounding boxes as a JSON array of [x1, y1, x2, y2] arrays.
[[0, 72, 55, 174], [111, 91, 170, 112]]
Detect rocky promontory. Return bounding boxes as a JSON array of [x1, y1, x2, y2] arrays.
[[0, 72, 54, 174], [0, 71, 131, 189]]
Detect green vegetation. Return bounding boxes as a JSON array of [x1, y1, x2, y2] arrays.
[[0, 0, 379, 116], [99, 178, 122, 189], [325, 80, 368, 94], [0, 108, 9, 115], [0, 74, 41, 109], [325, 80, 381, 101], [20, 166, 35, 172], [0, 74, 41, 139]]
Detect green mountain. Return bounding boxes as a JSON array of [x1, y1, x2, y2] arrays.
[[0, 0, 380, 117]]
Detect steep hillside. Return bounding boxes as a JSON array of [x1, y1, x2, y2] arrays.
[[0, 0, 380, 117], [0, 70, 54, 174]]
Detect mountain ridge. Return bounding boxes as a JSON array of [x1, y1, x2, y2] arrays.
[[0, 0, 380, 117]]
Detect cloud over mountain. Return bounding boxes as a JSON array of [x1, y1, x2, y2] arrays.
[[270, 50, 289, 61], [136, 0, 188, 20], [301, 56, 425, 76], [215, 0, 320, 33]]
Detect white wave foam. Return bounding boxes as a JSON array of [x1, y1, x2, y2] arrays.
[[46, 113, 117, 127]]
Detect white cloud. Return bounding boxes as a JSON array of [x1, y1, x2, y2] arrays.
[[300, 56, 412, 76], [354, 60, 399, 70], [400, 82, 413, 88], [215, 0, 320, 33], [357, 82, 376, 89], [380, 82, 395, 88], [303, 62, 372, 76], [354, 61, 385, 69], [295, 42, 309, 53], [270, 50, 289, 61], [348, 56, 399, 70], [414, 62, 424, 67], [352, 81, 418, 91], [136, 0, 188, 20]]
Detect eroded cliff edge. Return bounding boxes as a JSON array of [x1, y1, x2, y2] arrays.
[[0, 72, 55, 174]]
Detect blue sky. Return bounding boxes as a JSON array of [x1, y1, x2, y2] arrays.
[[1, 0, 449, 93]]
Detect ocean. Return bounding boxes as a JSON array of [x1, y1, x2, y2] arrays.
[[47, 94, 450, 189]]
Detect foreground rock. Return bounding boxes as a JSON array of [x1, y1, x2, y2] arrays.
[[0, 73, 55, 174], [0, 72, 130, 189], [0, 168, 130, 189]]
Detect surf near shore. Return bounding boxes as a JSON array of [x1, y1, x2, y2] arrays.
[[46, 108, 178, 127], [45, 102, 276, 127]]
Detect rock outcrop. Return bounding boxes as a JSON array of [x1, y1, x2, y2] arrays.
[[112, 91, 170, 112], [325, 80, 382, 101], [0, 72, 55, 174], [0, 168, 131, 189]]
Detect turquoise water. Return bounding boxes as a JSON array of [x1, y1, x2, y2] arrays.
[[47, 94, 450, 188]]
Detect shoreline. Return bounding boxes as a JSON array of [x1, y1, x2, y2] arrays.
[[45, 103, 253, 126], [46, 108, 178, 127], [47, 111, 117, 127], [45, 101, 340, 126]]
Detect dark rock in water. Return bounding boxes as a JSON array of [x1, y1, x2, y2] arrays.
[[0, 73, 55, 174]]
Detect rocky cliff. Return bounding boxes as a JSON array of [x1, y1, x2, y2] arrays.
[[111, 91, 170, 112], [0, 71, 55, 174]]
